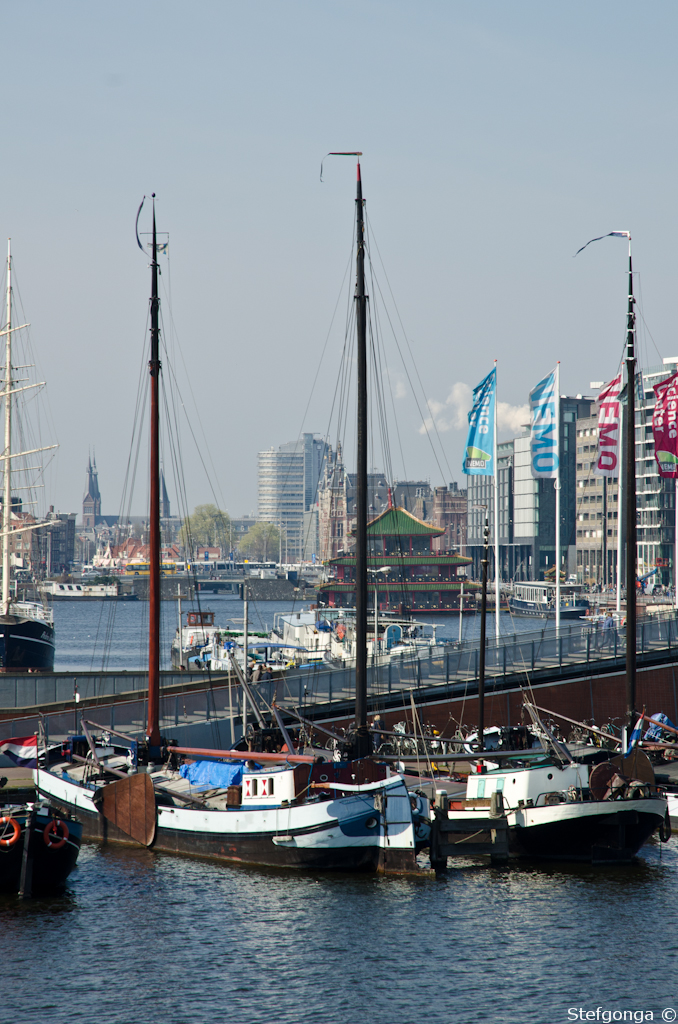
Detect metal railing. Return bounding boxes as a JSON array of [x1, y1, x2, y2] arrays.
[[3, 612, 678, 743]]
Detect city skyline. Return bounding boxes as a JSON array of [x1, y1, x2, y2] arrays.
[[4, 3, 678, 518]]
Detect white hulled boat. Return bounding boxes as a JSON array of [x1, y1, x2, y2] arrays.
[[36, 179, 426, 873]]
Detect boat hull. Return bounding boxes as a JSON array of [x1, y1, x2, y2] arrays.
[[0, 616, 55, 672], [445, 798, 667, 864], [35, 769, 419, 875], [0, 808, 81, 892], [507, 600, 589, 619]]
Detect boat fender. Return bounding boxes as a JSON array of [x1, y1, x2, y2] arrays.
[[660, 809, 672, 843], [0, 816, 21, 848], [43, 819, 69, 850]]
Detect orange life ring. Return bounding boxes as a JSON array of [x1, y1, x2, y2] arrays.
[[0, 816, 21, 848], [336, 624, 346, 641], [43, 819, 69, 850]]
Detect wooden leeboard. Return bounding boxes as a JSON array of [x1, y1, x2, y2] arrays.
[[99, 772, 157, 846], [611, 748, 655, 786]]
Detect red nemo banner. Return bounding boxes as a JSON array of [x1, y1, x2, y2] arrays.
[[653, 370, 678, 477], [594, 374, 622, 477]]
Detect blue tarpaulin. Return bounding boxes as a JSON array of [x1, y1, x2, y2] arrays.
[[644, 712, 677, 740], [179, 760, 244, 789]]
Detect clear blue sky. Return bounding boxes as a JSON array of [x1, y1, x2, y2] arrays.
[[2, 1, 678, 518]]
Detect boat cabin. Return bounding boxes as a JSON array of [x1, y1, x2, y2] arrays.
[[186, 611, 215, 627], [464, 762, 590, 808], [512, 582, 584, 609], [241, 766, 297, 807]]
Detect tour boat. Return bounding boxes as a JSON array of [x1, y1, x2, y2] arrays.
[[507, 582, 589, 619]]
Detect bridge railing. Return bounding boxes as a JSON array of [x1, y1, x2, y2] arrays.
[[2, 611, 678, 743]]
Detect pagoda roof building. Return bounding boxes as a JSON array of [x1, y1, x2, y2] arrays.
[[318, 505, 478, 615]]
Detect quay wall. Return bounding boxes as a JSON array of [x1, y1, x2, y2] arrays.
[[323, 661, 678, 735], [238, 578, 318, 601]]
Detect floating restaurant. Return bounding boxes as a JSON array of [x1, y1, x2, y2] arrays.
[[318, 506, 478, 614]]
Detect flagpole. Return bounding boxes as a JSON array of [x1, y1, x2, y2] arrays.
[[617, 401, 623, 615], [574, 232, 631, 627], [555, 362, 561, 637], [493, 359, 500, 641], [624, 233, 637, 730]]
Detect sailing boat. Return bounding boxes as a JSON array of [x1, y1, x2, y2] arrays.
[[0, 242, 55, 671], [35, 185, 426, 873], [433, 236, 669, 866]]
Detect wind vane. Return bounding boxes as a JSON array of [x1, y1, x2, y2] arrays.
[[320, 151, 363, 182], [574, 231, 631, 257]]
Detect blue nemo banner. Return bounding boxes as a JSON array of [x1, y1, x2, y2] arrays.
[[463, 368, 496, 476], [530, 368, 559, 479]]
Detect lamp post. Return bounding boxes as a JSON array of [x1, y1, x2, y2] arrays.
[[367, 566, 391, 659], [473, 504, 489, 751]]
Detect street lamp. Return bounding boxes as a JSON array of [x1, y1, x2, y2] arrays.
[[367, 566, 391, 657], [472, 504, 489, 751]]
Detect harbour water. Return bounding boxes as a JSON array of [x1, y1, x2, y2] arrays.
[[6, 596, 676, 1024], [2, 840, 677, 1023], [51, 592, 558, 672]]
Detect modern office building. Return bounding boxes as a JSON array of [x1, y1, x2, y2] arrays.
[[258, 433, 327, 561], [572, 358, 678, 589], [574, 405, 620, 586], [467, 396, 592, 581], [633, 359, 678, 586]]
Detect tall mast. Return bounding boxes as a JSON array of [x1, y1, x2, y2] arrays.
[[555, 361, 561, 636], [2, 241, 12, 615], [354, 159, 370, 757], [146, 198, 161, 748], [624, 238, 636, 728], [493, 360, 500, 641]]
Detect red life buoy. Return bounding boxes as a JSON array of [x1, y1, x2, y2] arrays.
[[336, 624, 346, 641], [43, 819, 69, 850], [0, 816, 21, 848]]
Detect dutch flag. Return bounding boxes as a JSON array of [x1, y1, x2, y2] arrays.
[[0, 735, 38, 768], [625, 716, 645, 755]]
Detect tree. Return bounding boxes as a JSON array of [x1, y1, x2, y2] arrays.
[[181, 504, 231, 553], [239, 521, 281, 562]]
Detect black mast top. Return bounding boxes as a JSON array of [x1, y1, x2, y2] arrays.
[[624, 243, 637, 729], [321, 151, 369, 758], [147, 196, 162, 748]]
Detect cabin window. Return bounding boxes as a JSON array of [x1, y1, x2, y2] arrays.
[[268, 777, 274, 796], [495, 778, 505, 791], [477, 780, 486, 798], [249, 778, 258, 797]]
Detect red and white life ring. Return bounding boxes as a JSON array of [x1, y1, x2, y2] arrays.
[[0, 816, 21, 848], [43, 819, 69, 850]]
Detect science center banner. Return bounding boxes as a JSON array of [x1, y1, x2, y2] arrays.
[[530, 368, 559, 480], [463, 368, 496, 476]]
